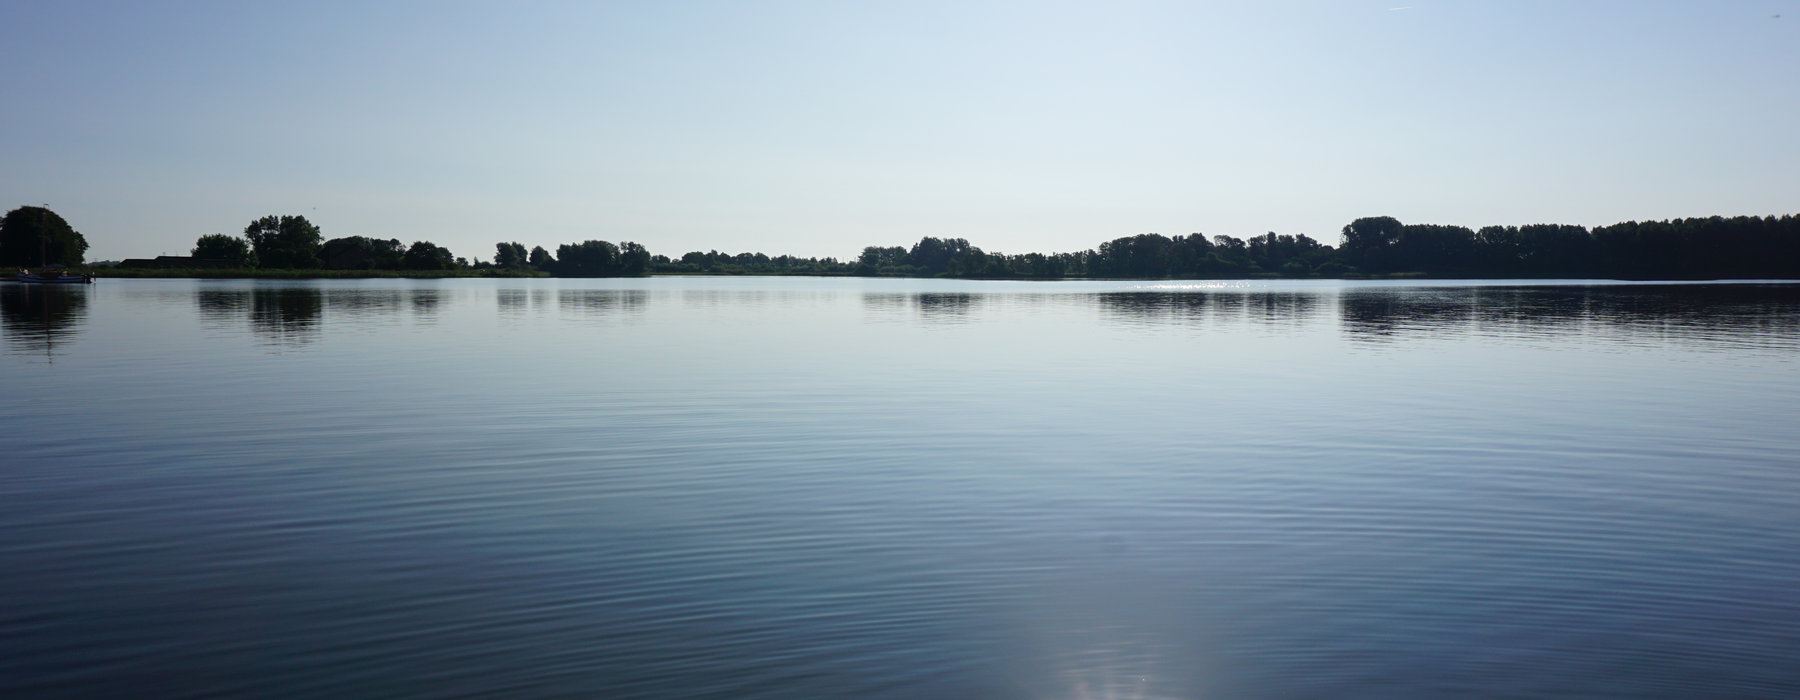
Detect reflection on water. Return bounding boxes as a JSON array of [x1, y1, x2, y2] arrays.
[[197, 287, 324, 347], [0, 284, 89, 361], [323, 289, 404, 316], [1339, 284, 1800, 349], [5, 278, 1800, 697], [410, 288, 442, 322], [560, 289, 648, 317], [862, 292, 986, 324], [1086, 283, 1800, 351], [195, 288, 249, 321], [24, 280, 1800, 359], [191, 287, 482, 348], [915, 293, 981, 323], [1095, 291, 1320, 330], [497, 287, 527, 312], [861, 292, 909, 314], [164, 281, 1800, 354], [498, 288, 554, 319], [250, 288, 323, 347]]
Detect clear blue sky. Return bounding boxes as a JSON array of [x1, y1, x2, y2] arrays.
[[4, 0, 1796, 261]]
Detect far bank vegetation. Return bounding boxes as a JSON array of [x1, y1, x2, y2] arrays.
[[19, 207, 1800, 280]]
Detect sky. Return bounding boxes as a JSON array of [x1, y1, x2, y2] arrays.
[[3, 0, 1797, 262]]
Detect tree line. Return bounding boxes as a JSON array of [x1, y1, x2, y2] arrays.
[[184, 215, 651, 276], [1338, 215, 1800, 279], [652, 213, 1800, 280], [7, 204, 1799, 280], [182, 215, 470, 272]]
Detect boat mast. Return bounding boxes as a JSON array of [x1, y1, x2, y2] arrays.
[[38, 205, 49, 267]]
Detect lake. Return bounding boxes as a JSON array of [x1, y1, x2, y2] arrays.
[[3, 276, 1799, 698]]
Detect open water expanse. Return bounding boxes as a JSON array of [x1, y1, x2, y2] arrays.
[[3, 276, 1799, 698]]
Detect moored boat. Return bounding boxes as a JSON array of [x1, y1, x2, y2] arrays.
[[17, 266, 94, 284]]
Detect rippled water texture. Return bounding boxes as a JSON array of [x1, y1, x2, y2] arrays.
[[4, 278, 1798, 698]]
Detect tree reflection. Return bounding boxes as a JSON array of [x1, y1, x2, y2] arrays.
[[558, 289, 648, 318], [1093, 291, 1321, 330], [196, 288, 250, 326], [1339, 284, 1800, 349], [497, 288, 529, 317], [1337, 289, 1476, 339], [323, 289, 405, 318], [195, 285, 453, 346], [249, 288, 323, 347], [859, 293, 908, 312], [410, 288, 442, 321], [1, 284, 88, 361], [915, 293, 981, 324], [1085, 285, 1800, 350]]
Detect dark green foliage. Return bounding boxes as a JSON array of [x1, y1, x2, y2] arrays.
[[528, 245, 554, 270], [1332, 215, 1800, 278], [550, 239, 649, 276], [321, 236, 404, 270], [1475, 224, 1592, 277], [1392, 224, 1478, 274], [1094, 234, 1173, 278], [666, 250, 854, 276], [494, 241, 529, 269], [1248, 232, 1328, 273], [1338, 216, 1403, 271], [1, 206, 89, 266], [1170, 233, 1216, 272], [619, 241, 651, 274], [554, 240, 617, 276], [243, 215, 323, 269], [379, 212, 1800, 281], [1084, 232, 1316, 278], [1590, 215, 1799, 279], [849, 246, 910, 275], [907, 237, 978, 275], [192, 233, 256, 267], [402, 241, 457, 270], [90, 209, 1800, 281]]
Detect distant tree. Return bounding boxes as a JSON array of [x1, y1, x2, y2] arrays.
[[1339, 216, 1403, 271], [494, 241, 529, 269], [243, 215, 323, 268], [1206, 234, 1251, 273], [528, 245, 554, 270], [1516, 223, 1594, 277], [321, 236, 404, 269], [1093, 233, 1173, 277], [0, 206, 89, 267], [192, 233, 256, 267], [858, 246, 904, 267], [402, 241, 456, 270], [1168, 233, 1215, 275], [852, 245, 910, 275], [538, 239, 652, 276], [555, 239, 620, 276], [617, 241, 652, 275], [908, 237, 977, 275], [1385, 224, 1477, 274], [1474, 225, 1524, 274]]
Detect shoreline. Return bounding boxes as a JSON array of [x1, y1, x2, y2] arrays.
[[38, 269, 1800, 283]]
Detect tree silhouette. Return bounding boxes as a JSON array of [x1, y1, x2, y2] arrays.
[[243, 215, 323, 269], [0, 206, 88, 267]]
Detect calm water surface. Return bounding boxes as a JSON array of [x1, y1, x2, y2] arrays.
[[3, 277, 1798, 698]]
